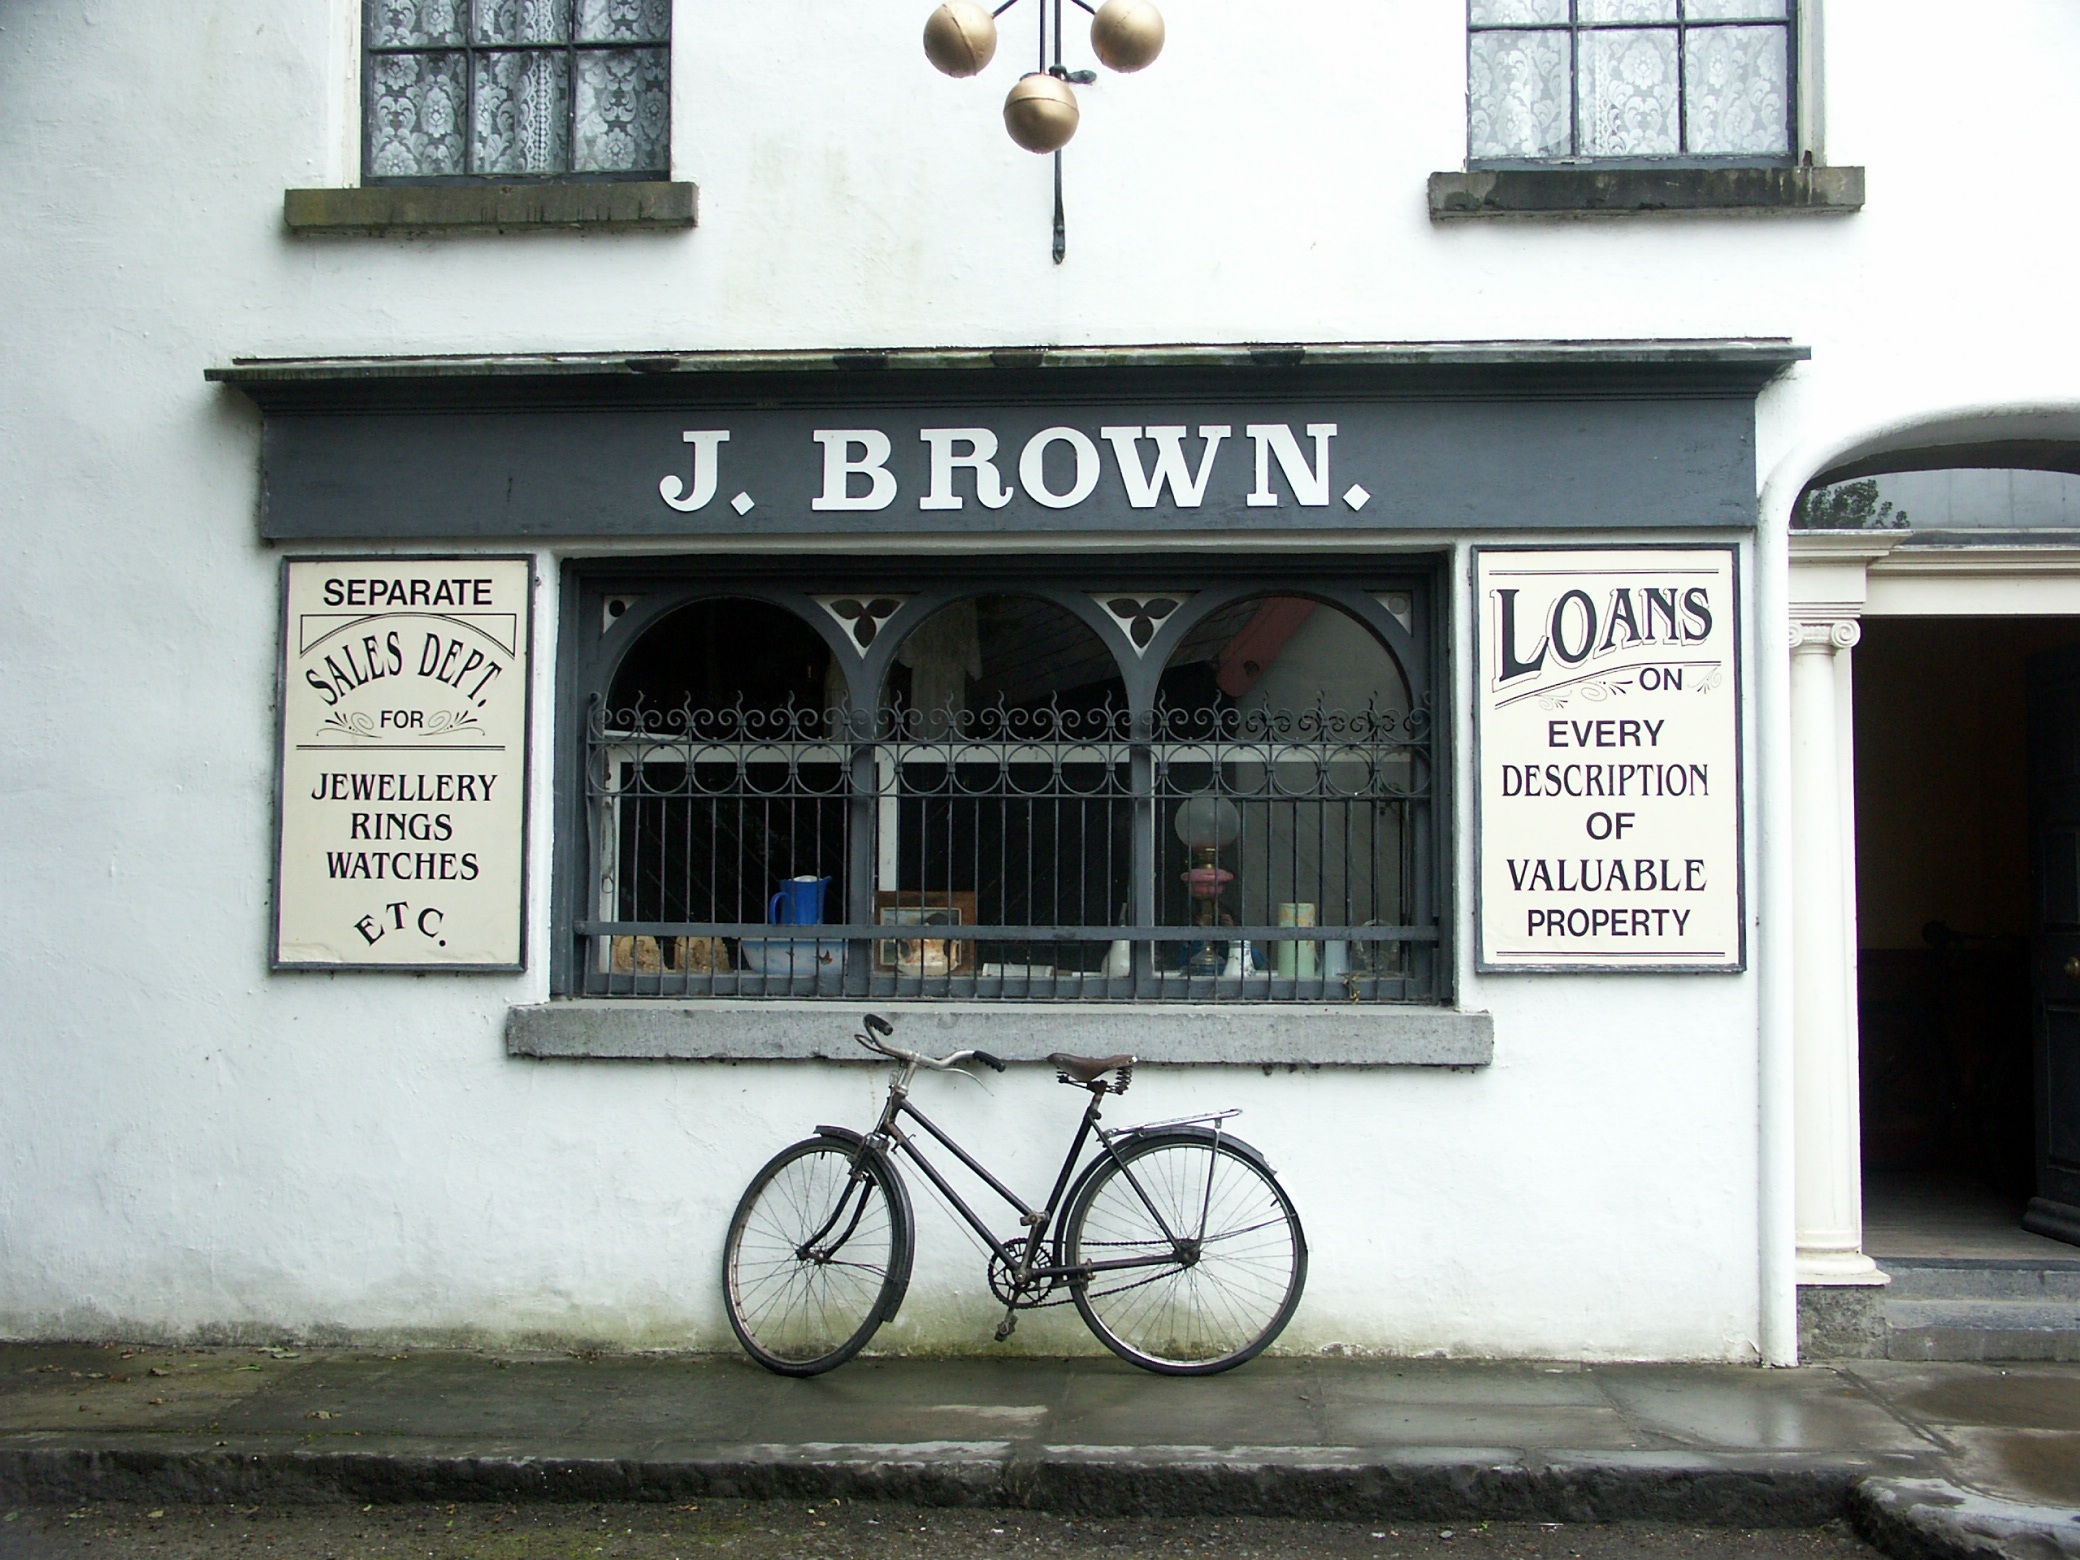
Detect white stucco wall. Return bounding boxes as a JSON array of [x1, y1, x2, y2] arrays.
[[2, 0, 2077, 1360]]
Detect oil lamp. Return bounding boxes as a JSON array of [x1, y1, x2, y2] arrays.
[[1175, 794, 1240, 976]]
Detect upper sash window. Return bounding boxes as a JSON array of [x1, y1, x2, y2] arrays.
[[1468, 0, 1793, 164], [364, 0, 670, 182]]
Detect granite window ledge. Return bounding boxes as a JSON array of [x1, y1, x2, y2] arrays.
[[284, 182, 697, 236], [506, 1001, 1494, 1068], [1428, 165, 1864, 220]]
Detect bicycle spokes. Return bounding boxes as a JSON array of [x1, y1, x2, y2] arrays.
[[724, 1140, 906, 1374], [1065, 1134, 1306, 1372]]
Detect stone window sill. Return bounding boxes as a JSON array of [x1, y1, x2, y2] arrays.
[[506, 1001, 1494, 1068], [283, 181, 697, 235], [1428, 165, 1863, 220]]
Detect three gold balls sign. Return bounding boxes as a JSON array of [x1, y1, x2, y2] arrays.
[[923, 0, 1166, 154]]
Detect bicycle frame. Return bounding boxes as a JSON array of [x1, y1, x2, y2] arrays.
[[843, 1056, 1236, 1292]]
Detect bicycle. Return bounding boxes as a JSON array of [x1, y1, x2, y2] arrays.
[[721, 1013, 1308, 1377]]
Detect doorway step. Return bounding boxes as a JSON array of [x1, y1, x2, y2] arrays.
[[1878, 1257, 2080, 1361]]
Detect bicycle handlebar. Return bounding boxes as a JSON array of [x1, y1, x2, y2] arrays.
[[855, 1014, 1008, 1074]]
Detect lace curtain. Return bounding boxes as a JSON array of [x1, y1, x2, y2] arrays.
[[367, 0, 670, 179], [1468, 0, 1790, 161]]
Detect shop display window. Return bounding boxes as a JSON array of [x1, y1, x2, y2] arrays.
[[558, 570, 1444, 1003]]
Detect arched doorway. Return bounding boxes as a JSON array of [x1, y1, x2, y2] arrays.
[[1791, 450, 2080, 1270]]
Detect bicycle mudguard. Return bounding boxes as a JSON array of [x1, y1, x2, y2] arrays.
[[1051, 1124, 1282, 1268], [812, 1125, 916, 1322], [1111, 1123, 1279, 1174]]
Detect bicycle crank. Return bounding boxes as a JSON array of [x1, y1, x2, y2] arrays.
[[987, 1252, 1059, 1308]]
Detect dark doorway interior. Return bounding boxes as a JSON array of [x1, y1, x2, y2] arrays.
[[1855, 617, 2080, 1255]]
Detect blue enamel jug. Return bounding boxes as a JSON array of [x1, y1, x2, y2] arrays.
[[768, 875, 831, 926]]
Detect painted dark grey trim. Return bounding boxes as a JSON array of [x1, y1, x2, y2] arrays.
[[548, 566, 585, 999], [1429, 166, 1863, 219], [211, 345, 1792, 543], [232, 392, 1767, 542], [254, 400, 1758, 541], [551, 552, 1454, 1011], [505, 1001, 1494, 1066], [283, 182, 697, 235], [208, 341, 1807, 407]]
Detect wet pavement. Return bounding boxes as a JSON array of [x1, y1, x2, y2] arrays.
[[0, 1346, 2075, 1556]]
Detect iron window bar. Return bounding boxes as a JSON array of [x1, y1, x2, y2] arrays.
[[579, 694, 1437, 1003]]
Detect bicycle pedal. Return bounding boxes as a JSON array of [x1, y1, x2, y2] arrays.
[[993, 1313, 1018, 1341]]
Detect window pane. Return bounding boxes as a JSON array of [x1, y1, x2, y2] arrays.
[[1469, 30, 1571, 160], [601, 600, 846, 990], [475, 50, 572, 174], [1579, 0, 1676, 21], [1685, 25, 1789, 154], [367, 51, 467, 176], [574, 47, 669, 172], [1684, 0, 1787, 18], [890, 597, 1126, 726], [473, 0, 571, 44], [1157, 599, 1419, 985], [1578, 28, 1678, 155], [884, 598, 1130, 980], [575, 0, 672, 43], [369, 0, 466, 47]]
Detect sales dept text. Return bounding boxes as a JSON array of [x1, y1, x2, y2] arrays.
[[303, 631, 506, 707]]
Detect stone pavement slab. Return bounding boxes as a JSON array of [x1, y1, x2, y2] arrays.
[[1, 1346, 2076, 1557]]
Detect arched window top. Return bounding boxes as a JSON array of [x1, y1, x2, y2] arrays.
[[606, 596, 836, 735], [883, 593, 1126, 737], [1157, 594, 1412, 725]]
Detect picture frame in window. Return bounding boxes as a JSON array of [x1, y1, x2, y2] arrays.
[[874, 891, 979, 975]]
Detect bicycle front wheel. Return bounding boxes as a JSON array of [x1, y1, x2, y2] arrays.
[[722, 1137, 910, 1376], [1063, 1132, 1306, 1375]]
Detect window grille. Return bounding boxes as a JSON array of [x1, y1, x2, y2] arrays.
[[1468, 1, 1794, 164], [563, 581, 1444, 1005], [364, 0, 670, 182]]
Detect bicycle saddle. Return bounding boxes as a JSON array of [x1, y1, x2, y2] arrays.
[[1048, 1051, 1137, 1084]]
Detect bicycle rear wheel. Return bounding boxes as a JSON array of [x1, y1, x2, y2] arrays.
[[1063, 1131, 1306, 1375], [722, 1136, 910, 1376]]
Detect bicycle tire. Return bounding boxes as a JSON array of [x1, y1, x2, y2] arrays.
[[722, 1136, 911, 1376], [1063, 1130, 1306, 1375]]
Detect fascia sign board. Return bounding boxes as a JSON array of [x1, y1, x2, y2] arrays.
[[220, 355, 1776, 540]]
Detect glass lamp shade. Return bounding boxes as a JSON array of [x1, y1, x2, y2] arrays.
[[1174, 795, 1241, 852]]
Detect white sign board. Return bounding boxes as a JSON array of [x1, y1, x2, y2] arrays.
[[1474, 547, 1743, 972], [274, 557, 532, 969]]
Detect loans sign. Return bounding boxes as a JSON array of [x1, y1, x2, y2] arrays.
[[274, 557, 531, 969], [1474, 548, 1742, 972]]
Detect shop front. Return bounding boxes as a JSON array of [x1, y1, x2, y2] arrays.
[[212, 340, 1793, 1360]]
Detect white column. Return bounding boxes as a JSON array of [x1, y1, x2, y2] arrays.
[[1788, 616, 1884, 1285]]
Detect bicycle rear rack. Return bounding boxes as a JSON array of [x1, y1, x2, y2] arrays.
[[1110, 1106, 1243, 1135]]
